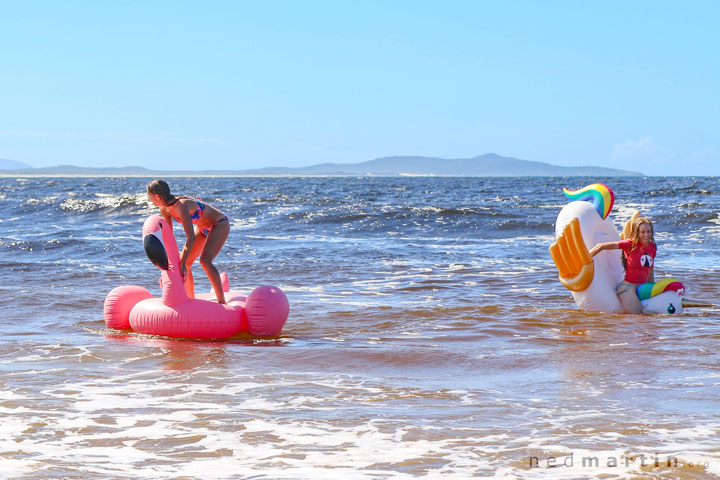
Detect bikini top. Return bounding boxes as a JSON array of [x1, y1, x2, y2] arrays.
[[189, 198, 206, 225], [168, 197, 205, 225]]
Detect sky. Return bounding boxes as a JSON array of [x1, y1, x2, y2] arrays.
[[1, 1, 718, 175]]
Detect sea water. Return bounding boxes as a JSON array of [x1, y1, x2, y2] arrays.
[[1, 175, 719, 479]]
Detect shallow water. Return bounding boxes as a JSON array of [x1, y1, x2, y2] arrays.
[[1, 176, 719, 478]]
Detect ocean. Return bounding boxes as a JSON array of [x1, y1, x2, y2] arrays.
[[1, 175, 719, 479]]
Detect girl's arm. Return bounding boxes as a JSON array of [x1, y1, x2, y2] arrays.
[[174, 201, 196, 277], [588, 241, 622, 257], [648, 266, 654, 283], [159, 207, 173, 225]]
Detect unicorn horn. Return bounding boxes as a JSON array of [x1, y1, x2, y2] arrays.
[[681, 298, 714, 308]]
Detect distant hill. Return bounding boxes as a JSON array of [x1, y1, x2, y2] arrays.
[[0, 154, 642, 176], [239, 154, 642, 176], [0, 158, 32, 170]]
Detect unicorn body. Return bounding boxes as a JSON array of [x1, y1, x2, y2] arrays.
[[551, 184, 688, 315]]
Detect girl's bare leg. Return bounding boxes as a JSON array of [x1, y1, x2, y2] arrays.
[[183, 228, 206, 298], [199, 221, 230, 304], [617, 281, 642, 314]]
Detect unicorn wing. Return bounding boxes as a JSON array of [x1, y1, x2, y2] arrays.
[[549, 217, 595, 292]]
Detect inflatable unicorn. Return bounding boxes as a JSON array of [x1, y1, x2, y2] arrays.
[[104, 214, 289, 338], [549, 184, 709, 314]]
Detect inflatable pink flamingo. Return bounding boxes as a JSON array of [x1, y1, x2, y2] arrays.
[[104, 214, 289, 338]]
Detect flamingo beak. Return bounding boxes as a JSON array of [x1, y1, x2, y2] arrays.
[[143, 228, 169, 270]]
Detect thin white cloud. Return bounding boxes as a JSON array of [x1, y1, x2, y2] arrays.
[[612, 137, 666, 160], [610, 137, 676, 175], [610, 138, 720, 175]]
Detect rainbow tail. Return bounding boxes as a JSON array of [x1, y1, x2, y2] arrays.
[[563, 183, 615, 220]]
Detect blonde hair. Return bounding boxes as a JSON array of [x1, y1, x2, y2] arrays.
[[629, 217, 654, 249], [622, 216, 655, 270]]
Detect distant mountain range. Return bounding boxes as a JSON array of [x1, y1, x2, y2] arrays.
[[0, 154, 642, 176], [0, 158, 33, 170]]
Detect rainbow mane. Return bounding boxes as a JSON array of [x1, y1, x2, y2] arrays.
[[636, 278, 685, 301], [563, 183, 615, 220]]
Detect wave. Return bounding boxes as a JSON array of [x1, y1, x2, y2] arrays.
[[59, 193, 149, 213]]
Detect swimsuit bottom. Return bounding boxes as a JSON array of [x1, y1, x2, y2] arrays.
[[200, 216, 228, 236]]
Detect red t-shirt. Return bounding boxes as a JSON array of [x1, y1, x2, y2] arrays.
[[619, 239, 656, 284]]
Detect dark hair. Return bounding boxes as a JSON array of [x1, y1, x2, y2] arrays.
[[147, 179, 177, 207]]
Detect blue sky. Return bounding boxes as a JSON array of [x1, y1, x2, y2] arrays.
[[1, 1, 718, 175]]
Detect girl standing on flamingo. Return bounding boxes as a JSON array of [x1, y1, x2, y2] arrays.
[[147, 179, 230, 304]]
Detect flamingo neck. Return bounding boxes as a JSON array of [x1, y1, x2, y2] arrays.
[[160, 223, 188, 307]]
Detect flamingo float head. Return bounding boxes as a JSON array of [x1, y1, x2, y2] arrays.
[[143, 219, 170, 270], [141, 214, 187, 306]]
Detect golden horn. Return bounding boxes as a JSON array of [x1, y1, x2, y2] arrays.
[[681, 298, 714, 308]]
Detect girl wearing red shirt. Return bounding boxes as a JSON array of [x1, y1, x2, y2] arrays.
[[589, 217, 655, 314]]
